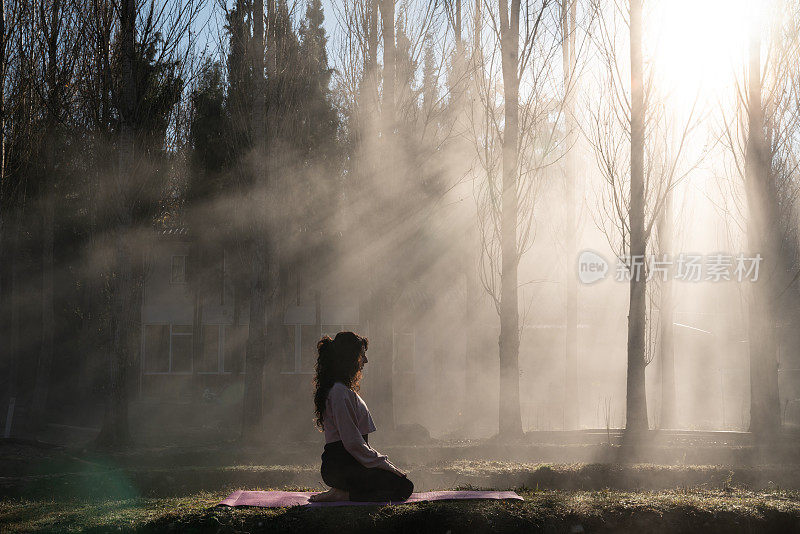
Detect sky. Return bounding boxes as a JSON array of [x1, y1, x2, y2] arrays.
[[189, 0, 340, 63]]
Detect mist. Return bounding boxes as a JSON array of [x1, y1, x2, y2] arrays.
[[2, 0, 800, 480]]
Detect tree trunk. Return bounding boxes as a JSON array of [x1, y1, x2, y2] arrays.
[[0, 0, 5, 188], [745, 20, 780, 438], [368, 301, 395, 430], [241, 0, 270, 443], [367, 0, 378, 104], [96, 0, 136, 448], [188, 242, 205, 394], [454, 0, 462, 45], [658, 192, 676, 429], [625, 0, 649, 434], [369, 0, 397, 432], [498, 0, 523, 439], [99, 247, 134, 447], [464, 225, 481, 434], [78, 260, 97, 399], [379, 0, 395, 127], [460, 0, 483, 435], [31, 189, 54, 429], [6, 207, 23, 406], [79, 162, 100, 401], [191, 279, 204, 393], [562, 0, 578, 431], [242, 249, 267, 441], [263, 260, 288, 431], [31, 1, 62, 431]]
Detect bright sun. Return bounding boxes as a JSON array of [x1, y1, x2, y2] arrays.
[[650, 0, 750, 105]]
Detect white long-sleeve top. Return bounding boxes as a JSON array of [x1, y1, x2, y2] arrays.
[[322, 382, 395, 471]]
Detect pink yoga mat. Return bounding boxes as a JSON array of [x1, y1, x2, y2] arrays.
[[218, 490, 524, 508]]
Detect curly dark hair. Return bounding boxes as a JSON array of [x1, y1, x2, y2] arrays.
[[313, 331, 369, 429]]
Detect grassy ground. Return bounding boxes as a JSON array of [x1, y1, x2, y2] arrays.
[[5, 459, 800, 500], [3, 488, 800, 533], [4, 438, 800, 532]]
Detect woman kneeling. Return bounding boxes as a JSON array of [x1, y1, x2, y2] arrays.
[[309, 332, 413, 503]]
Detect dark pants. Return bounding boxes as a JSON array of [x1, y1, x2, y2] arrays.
[[320, 436, 414, 502]]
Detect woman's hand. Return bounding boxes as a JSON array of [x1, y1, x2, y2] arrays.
[[390, 464, 407, 478]]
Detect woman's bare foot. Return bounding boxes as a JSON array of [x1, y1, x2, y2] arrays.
[[309, 487, 349, 502]]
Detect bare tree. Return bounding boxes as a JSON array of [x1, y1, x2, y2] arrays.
[[744, 19, 780, 437], [240, 0, 271, 443], [96, 0, 202, 447], [717, 0, 800, 438], [469, 0, 565, 438], [0, 0, 20, 405], [97, 0, 137, 447], [625, 0, 647, 434], [497, 0, 523, 438], [561, 0, 578, 430], [0, 0, 11, 186], [656, 190, 675, 428], [30, 0, 85, 430], [586, 0, 704, 436]]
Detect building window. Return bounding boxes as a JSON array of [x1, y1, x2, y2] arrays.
[[199, 325, 221, 373], [279, 324, 363, 374], [281, 324, 323, 374], [171, 255, 187, 284], [171, 325, 193, 373], [143, 324, 193, 374]]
